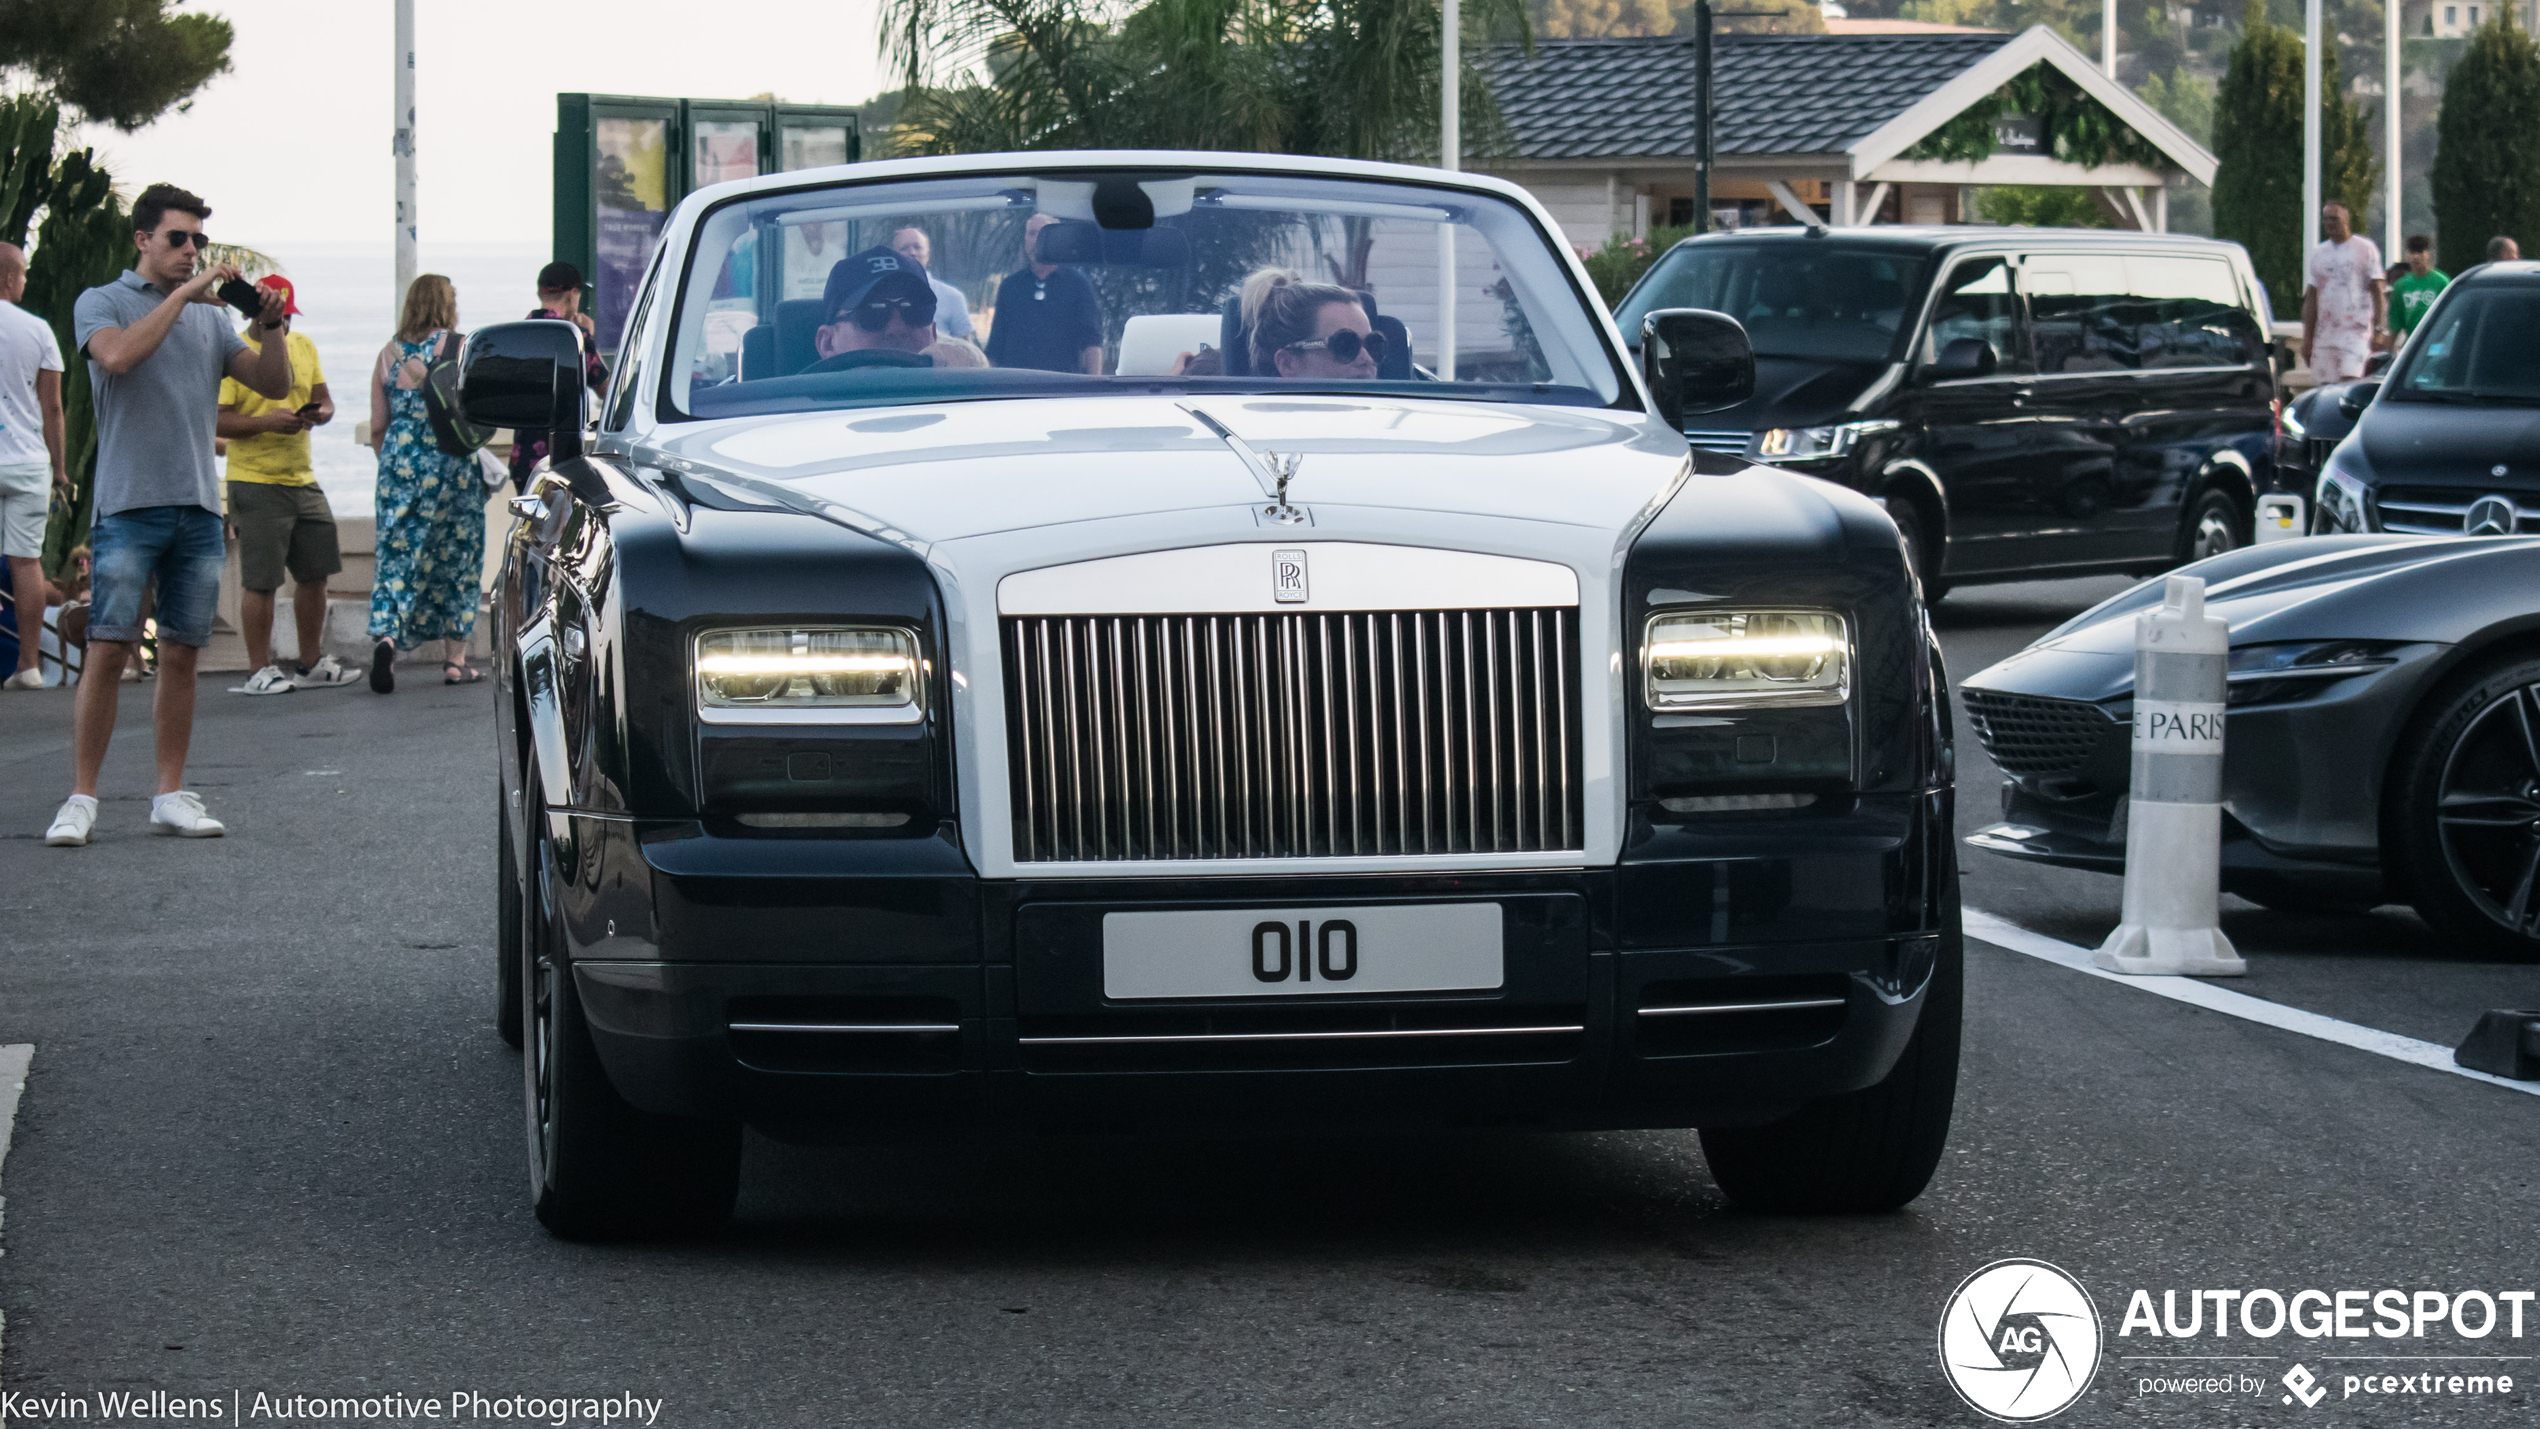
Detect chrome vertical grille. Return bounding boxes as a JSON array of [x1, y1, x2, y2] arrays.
[[1004, 609, 1584, 863]]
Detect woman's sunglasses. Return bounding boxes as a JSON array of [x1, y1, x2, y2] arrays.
[[1281, 328, 1388, 365], [159, 231, 212, 250], [847, 296, 934, 332]]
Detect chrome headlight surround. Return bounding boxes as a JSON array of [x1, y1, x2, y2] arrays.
[[692, 624, 926, 725], [1751, 420, 1898, 464], [1642, 608, 1851, 711]]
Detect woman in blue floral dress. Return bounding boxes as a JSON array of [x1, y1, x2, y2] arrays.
[[364, 274, 482, 693]]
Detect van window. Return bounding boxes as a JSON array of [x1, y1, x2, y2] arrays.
[[1924, 257, 2029, 374], [1615, 243, 1929, 363], [2131, 256, 2261, 369], [2022, 254, 2135, 372]]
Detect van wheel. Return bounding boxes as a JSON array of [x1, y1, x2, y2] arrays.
[[2385, 654, 2540, 962], [2179, 488, 2246, 564], [1699, 901, 1962, 1213], [497, 790, 523, 1049], [1879, 495, 1949, 602], [523, 778, 742, 1239]]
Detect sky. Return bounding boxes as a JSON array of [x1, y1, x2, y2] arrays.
[[76, 0, 895, 249]]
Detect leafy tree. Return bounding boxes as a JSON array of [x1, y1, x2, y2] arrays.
[[0, 0, 233, 132], [2211, 0, 2376, 317], [1580, 222, 1696, 304], [1672, 0, 1824, 33], [2136, 64, 2215, 143], [1532, 0, 1670, 38], [1976, 184, 2113, 225], [2432, 11, 2540, 272], [18, 146, 129, 570]]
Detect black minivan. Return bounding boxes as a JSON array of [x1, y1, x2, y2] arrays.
[[1614, 227, 2277, 595]]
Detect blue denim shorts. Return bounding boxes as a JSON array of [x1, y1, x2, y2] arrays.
[[90, 504, 225, 648]]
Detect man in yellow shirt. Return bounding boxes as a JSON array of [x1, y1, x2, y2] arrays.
[[219, 275, 357, 693]]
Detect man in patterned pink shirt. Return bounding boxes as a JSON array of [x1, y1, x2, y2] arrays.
[[2300, 201, 2385, 383]]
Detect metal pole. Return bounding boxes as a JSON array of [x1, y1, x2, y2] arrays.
[[2303, 0, 2322, 261], [1438, 0, 1459, 379], [394, 0, 417, 327], [2386, 0, 2402, 260], [2103, 0, 2117, 76], [1695, 0, 1713, 235]]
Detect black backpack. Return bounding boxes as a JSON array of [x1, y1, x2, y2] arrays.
[[420, 330, 490, 457]]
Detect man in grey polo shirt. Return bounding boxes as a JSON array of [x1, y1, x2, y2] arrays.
[[42, 183, 293, 848]]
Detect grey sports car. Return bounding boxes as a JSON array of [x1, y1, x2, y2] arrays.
[[1960, 533, 2540, 958]]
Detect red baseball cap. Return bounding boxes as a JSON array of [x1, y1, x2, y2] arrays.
[[257, 273, 301, 315]]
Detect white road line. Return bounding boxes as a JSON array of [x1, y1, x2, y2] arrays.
[[1962, 910, 2540, 1100], [0, 1042, 30, 1394]]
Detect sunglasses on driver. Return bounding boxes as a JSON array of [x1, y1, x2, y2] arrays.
[[1279, 328, 1388, 365], [840, 296, 936, 332]]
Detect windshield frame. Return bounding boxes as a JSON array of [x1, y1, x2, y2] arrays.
[[2383, 276, 2540, 406], [647, 157, 1644, 427], [1612, 235, 1936, 366]]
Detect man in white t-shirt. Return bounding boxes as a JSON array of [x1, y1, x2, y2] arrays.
[[0, 241, 68, 691], [2301, 202, 2385, 383]]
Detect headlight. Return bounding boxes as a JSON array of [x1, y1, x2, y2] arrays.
[[2225, 640, 2400, 705], [2280, 401, 2308, 442], [2315, 458, 2369, 533], [1643, 609, 1849, 709], [694, 626, 923, 724], [1752, 420, 1898, 463]]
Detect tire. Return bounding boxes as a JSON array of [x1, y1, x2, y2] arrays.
[[1879, 493, 1950, 603], [497, 789, 524, 1049], [2385, 653, 2540, 962], [2178, 487, 2246, 565], [522, 779, 742, 1238], [1699, 900, 1962, 1213]]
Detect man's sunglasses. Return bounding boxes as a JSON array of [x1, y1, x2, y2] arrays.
[[1281, 328, 1388, 365], [843, 296, 934, 332], [158, 230, 212, 250]]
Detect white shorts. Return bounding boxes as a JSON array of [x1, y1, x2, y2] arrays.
[[2309, 342, 2371, 383], [0, 462, 49, 560]]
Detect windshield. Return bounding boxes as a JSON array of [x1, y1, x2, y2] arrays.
[[1613, 241, 1930, 363], [2389, 284, 2540, 404], [658, 169, 1626, 421]]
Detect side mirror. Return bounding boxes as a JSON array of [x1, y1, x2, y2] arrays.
[[1926, 337, 1997, 381], [2338, 380, 2382, 419], [1640, 308, 1754, 431], [459, 319, 588, 462]]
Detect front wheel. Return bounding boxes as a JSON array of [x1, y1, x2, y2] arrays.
[[2385, 655, 2540, 962], [1699, 905, 1962, 1213], [523, 781, 742, 1238], [2178, 488, 2246, 564]]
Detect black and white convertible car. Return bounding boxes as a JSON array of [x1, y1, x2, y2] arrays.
[[463, 152, 1959, 1236]]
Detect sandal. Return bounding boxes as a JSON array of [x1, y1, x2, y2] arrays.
[[444, 662, 485, 685]]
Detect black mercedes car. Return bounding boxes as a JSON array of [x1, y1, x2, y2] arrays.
[[1962, 534, 2540, 958], [2307, 260, 2540, 538], [466, 152, 1960, 1238]]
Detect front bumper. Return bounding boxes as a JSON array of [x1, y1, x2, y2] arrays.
[[553, 795, 1952, 1135]]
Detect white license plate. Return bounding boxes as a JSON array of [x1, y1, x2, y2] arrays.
[[1102, 904, 1503, 1000]]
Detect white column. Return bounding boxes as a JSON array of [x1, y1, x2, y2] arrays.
[[394, 0, 417, 326], [2155, 183, 2169, 233], [1438, 0, 1458, 380], [2104, 0, 2118, 75], [1833, 180, 1857, 227], [2303, 0, 2322, 259], [2386, 0, 2403, 258]]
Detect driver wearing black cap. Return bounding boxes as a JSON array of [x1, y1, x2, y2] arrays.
[[804, 246, 940, 372]]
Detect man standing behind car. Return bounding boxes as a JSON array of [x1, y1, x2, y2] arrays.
[[2300, 201, 2385, 383], [2388, 235, 2448, 348], [984, 214, 1103, 375], [218, 274, 359, 695], [42, 183, 294, 848], [0, 240, 67, 692]]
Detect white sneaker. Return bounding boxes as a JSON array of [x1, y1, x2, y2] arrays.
[[2, 668, 44, 690], [45, 795, 96, 847], [229, 664, 298, 696], [293, 653, 362, 688], [149, 791, 226, 838]]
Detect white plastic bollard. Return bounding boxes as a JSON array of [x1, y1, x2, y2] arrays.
[[2254, 493, 2305, 545], [2093, 574, 2247, 977]]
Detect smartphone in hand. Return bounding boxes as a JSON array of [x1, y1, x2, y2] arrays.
[[295, 402, 322, 422], [219, 277, 263, 321]]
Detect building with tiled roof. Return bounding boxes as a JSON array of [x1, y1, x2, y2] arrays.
[[1475, 25, 2216, 245]]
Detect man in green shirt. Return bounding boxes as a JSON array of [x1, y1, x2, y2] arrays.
[[2389, 234, 2448, 347]]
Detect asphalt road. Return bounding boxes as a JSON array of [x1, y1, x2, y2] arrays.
[[2, 578, 2535, 1428]]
